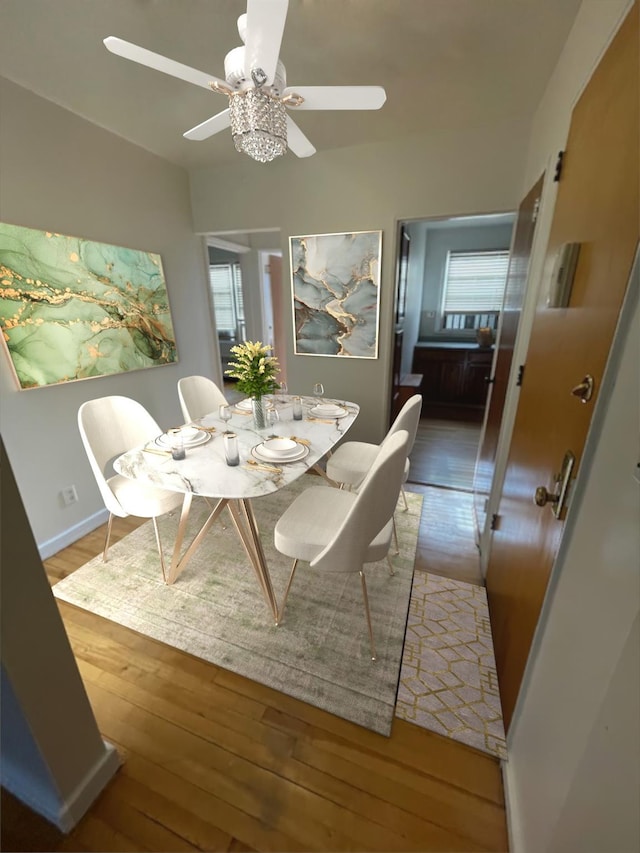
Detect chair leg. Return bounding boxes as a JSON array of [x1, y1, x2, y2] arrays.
[[151, 517, 169, 583], [102, 513, 115, 562], [392, 516, 399, 555], [386, 555, 395, 576], [277, 558, 299, 623], [359, 570, 377, 661], [401, 486, 409, 512]]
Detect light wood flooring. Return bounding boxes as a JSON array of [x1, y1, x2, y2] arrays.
[[2, 430, 503, 852]]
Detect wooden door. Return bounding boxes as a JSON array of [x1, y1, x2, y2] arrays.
[[267, 255, 287, 383], [473, 174, 544, 538], [486, 4, 639, 732]]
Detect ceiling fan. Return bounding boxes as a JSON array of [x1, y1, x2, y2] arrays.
[[104, 0, 386, 163]]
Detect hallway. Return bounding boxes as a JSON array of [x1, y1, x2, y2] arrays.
[[410, 417, 482, 493], [407, 415, 483, 586]]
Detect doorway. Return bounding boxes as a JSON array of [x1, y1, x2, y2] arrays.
[[206, 231, 283, 383], [394, 213, 515, 492]]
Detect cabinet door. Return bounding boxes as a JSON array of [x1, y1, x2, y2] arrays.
[[419, 360, 443, 400], [462, 353, 492, 404], [412, 349, 441, 400], [440, 359, 466, 401]]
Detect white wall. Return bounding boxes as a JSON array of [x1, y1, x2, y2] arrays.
[[189, 118, 530, 442], [1, 440, 120, 830], [0, 78, 220, 555]]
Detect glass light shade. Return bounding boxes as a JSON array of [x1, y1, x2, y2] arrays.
[[229, 89, 287, 163]]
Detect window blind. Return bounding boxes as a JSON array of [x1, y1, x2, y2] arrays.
[[209, 263, 244, 336], [442, 250, 509, 314]]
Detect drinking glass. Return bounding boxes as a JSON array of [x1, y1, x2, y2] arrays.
[[219, 404, 232, 427], [223, 432, 239, 466], [267, 407, 280, 430], [167, 428, 186, 460], [292, 396, 303, 420], [313, 382, 324, 401], [278, 380, 288, 403]]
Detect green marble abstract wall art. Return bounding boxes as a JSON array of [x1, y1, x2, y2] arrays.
[[0, 223, 178, 389], [289, 230, 382, 358]]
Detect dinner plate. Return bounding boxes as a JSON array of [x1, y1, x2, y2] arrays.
[[252, 443, 309, 464], [309, 404, 348, 419], [235, 398, 275, 412], [155, 431, 211, 449]]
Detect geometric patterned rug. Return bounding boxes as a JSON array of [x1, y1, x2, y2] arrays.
[[395, 572, 507, 759]]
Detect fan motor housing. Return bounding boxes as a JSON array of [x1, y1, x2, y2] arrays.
[[224, 46, 287, 95]]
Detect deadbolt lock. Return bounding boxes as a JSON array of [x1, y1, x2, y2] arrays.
[[534, 451, 576, 519]]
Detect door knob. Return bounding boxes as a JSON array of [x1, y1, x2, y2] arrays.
[[534, 486, 559, 507], [571, 374, 594, 403], [534, 451, 576, 519]]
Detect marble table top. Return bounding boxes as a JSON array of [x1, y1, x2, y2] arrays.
[[114, 395, 359, 499]]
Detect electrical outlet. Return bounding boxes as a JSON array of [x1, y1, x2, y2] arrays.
[[61, 485, 78, 506]]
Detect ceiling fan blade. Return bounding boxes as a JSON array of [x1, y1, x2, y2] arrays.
[[103, 36, 230, 93], [244, 0, 289, 85], [183, 109, 231, 141], [284, 86, 387, 110], [286, 116, 315, 158]]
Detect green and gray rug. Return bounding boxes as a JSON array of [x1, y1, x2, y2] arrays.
[[53, 479, 422, 736]]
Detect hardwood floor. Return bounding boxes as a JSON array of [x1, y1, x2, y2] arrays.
[[3, 446, 505, 851], [410, 483, 484, 587], [410, 418, 481, 492]]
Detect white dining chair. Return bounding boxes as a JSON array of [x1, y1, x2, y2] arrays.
[[325, 394, 422, 510], [177, 375, 228, 423], [274, 430, 409, 661], [78, 395, 184, 581]]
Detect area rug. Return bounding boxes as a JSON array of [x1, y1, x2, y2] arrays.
[[395, 572, 507, 758], [53, 479, 422, 736]]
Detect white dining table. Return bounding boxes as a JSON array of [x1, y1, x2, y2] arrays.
[[113, 395, 359, 624]]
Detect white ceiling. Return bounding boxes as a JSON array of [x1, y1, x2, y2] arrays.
[[0, 0, 582, 171]]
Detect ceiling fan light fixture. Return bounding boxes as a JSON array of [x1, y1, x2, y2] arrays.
[[229, 89, 287, 162]]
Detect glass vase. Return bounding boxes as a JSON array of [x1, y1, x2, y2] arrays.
[[251, 396, 267, 430]]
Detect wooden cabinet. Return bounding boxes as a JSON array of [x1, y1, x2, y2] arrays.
[[412, 344, 493, 420]]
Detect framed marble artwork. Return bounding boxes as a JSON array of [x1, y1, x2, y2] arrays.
[[0, 222, 178, 389], [289, 230, 382, 358]]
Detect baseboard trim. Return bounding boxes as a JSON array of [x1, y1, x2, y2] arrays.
[[2, 739, 121, 833], [58, 740, 121, 832], [38, 509, 108, 560], [502, 757, 523, 853]]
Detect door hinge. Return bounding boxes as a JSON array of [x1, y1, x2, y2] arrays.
[[490, 513, 500, 531], [554, 150, 564, 182], [532, 197, 541, 223], [516, 364, 525, 386]]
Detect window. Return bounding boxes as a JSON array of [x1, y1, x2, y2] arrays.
[[209, 263, 245, 341], [441, 250, 509, 331]]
